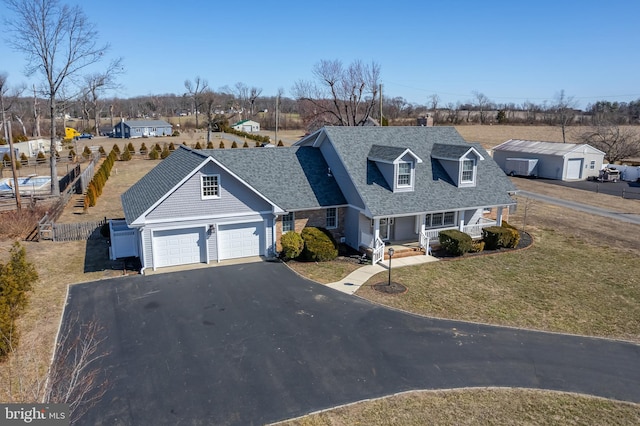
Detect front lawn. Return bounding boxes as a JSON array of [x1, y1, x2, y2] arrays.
[[357, 227, 640, 342]]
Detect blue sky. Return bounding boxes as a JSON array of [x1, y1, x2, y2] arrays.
[[1, 0, 639, 109]]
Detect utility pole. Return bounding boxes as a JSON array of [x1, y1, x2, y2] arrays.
[[0, 83, 21, 211], [379, 83, 383, 125], [275, 94, 279, 145]]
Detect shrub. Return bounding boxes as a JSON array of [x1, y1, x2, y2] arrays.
[[127, 142, 135, 154], [160, 146, 170, 159], [154, 143, 161, 152], [300, 227, 338, 262], [2, 153, 11, 166], [139, 142, 148, 155], [36, 151, 46, 164], [148, 149, 160, 160], [82, 146, 92, 159], [219, 141, 225, 149], [231, 141, 238, 148], [98, 146, 106, 156], [243, 141, 249, 148], [470, 240, 485, 253], [280, 231, 304, 261], [482, 226, 512, 250], [172, 130, 180, 137], [112, 144, 120, 154], [277, 140, 284, 147], [19, 153, 28, 165], [206, 141, 214, 149], [120, 149, 132, 161], [255, 141, 261, 147], [14, 134, 28, 142], [68, 149, 76, 161], [195, 141, 202, 150], [439, 229, 473, 256], [501, 221, 520, 248], [0, 242, 38, 358], [168, 142, 176, 151]]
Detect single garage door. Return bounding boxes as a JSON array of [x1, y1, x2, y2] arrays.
[[218, 222, 262, 260], [154, 228, 205, 268], [566, 158, 583, 180]]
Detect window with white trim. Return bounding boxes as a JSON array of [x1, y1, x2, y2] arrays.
[[282, 212, 294, 232], [425, 211, 456, 228], [461, 159, 474, 182], [590, 160, 595, 169], [326, 208, 337, 229], [201, 174, 220, 199], [397, 162, 412, 187]]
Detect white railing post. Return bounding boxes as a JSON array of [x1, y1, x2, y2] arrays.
[[372, 237, 385, 264]]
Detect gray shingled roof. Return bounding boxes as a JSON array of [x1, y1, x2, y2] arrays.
[[431, 143, 479, 160], [204, 147, 346, 210], [121, 146, 208, 224], [304, 126, 516, 217], [122, 145, 347, 224], [119, 119, 172, 128], [367, 145, 411, 162]]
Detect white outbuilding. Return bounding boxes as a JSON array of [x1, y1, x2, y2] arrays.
[[492, 139, 605, 181]]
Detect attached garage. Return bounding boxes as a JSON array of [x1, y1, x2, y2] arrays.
[[153, 228, 205, 268], [492, 139, 605, 181], [218, 222, 263, 260]]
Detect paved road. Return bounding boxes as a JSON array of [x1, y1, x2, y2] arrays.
[[63, 262, 640, 425], [518, 190, 640, 225]]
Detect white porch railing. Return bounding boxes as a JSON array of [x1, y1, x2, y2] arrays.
[[372, 237, 385, 264], [419, 231, 430, 255], [424, 220, 497, 241]]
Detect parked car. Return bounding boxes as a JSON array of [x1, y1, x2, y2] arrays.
[[79, 133, 93, 139]]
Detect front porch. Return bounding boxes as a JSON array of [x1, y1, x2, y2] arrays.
[[359, 209, 504, 264]]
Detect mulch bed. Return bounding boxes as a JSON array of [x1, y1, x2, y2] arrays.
[[372, 281, 408, 294], [431, 230, 533, 259]]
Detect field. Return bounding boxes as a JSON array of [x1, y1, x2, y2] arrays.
[[0, 125, 638, 422]]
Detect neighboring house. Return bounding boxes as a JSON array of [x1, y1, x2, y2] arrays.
[[231, 119, 260, 132], [113, 119, 173, 138], [492, 139, 605, 181], [118, 126, 516, 272], [0, 139, 61, 157]]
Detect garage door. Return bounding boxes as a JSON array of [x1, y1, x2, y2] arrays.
[[218, 222, 262, 260], [154, 228, 205, 268], [566, 158, 583, 180]]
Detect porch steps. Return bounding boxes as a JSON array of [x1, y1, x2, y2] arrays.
[[384, 246, 426, 260]]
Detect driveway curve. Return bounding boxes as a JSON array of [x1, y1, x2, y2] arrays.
[[63, 262, 640, 425]]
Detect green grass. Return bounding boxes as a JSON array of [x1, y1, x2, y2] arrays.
[[356, 229, 640, 342]]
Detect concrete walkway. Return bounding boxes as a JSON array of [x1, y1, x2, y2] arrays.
[[326, 254, 439, 294]]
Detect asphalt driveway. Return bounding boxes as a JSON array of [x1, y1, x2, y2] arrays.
[[63, 261, 640, 425]]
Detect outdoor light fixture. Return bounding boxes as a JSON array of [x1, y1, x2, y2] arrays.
[[387, 247, 395, 286]]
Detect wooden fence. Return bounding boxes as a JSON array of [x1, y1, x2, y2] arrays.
[[48, 218, 108, 242]]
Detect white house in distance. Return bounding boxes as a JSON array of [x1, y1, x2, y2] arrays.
[[231, 120, 260, 132], [492, 139, 605, 181]]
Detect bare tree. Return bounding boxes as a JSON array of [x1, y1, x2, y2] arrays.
[[428, 94, 440, 124], [292, 59, 381, 129], [554, 90, 577, 142], [248, 86, 262, 116], [184, 76, 208, 129], [83, 59, 123, 136], [472, 91, 492, 124], [0, 73, 23, 210], [4, 0, 110, 195], [577, 123, 640, 163], [45, 317, 110, 425]]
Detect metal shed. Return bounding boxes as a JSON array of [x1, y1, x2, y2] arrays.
[[492, 139, 605, 181]]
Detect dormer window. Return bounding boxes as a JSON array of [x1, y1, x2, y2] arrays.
[[461, 159, 475, 183], [397, 162, 412, 187]]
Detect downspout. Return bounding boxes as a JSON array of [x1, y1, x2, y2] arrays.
[[138, 228, 146, 275]]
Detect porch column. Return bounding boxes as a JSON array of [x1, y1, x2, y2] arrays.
[[459, 219, 465, 232], [496, 206, 503, 226], [373, 218, 380, 242], [415, 214, 425, 234]]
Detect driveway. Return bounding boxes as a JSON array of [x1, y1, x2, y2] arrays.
[[63, 262, 640, 425]]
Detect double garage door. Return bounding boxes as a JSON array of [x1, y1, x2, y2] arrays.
[[153, 222, 263, 268]]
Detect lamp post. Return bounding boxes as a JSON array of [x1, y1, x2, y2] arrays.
[[387, 247, 394, 286]]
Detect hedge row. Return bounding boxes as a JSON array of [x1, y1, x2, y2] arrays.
[[438, 221, 520, 256], [84, 150, 117, 210]]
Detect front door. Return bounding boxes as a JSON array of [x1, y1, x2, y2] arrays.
[[379, 217, 393, 241]]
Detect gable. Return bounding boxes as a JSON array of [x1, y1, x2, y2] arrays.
[[306, 126, 515, 217]]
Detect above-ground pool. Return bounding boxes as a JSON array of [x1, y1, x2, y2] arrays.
[[0, 176, 52, 194]]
